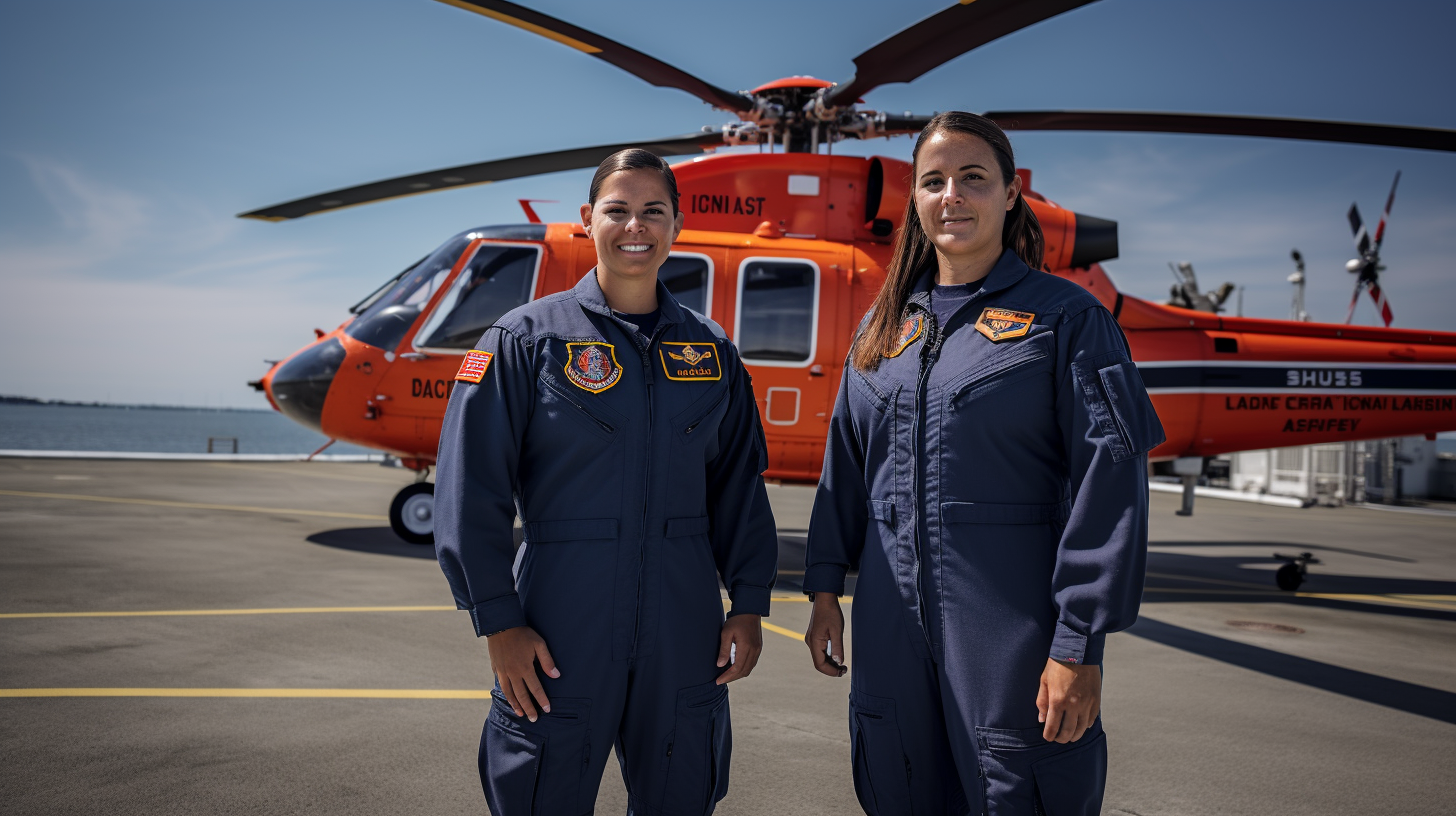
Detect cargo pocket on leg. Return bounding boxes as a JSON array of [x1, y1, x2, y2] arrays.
[[849, 689, 913, 816], [1030, 731, 1106, 816], [661, 682, 731, 816], [480, 693, 593, 816]]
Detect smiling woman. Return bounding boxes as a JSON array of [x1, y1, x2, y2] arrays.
[[431, 149, 779, 816]]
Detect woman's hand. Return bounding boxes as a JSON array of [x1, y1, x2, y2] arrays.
[[716, 614, 764, 684], [1037, 658, 1101, 743], [804, 593, 847, 677], [486, 626, 559, 722]]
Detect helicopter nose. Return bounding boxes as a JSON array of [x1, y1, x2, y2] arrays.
[[269, 338, 346, 434]]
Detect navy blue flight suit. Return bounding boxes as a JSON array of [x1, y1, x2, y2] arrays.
[[805, 249, 1165, 816], [435, 270, 778, 816]]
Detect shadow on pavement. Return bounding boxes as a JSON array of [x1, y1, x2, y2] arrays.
[[1129, 617, 1456, 725], [307, 527, 435, 558], [307, 526, 526, 559], [1145, 548, 1456, 622]]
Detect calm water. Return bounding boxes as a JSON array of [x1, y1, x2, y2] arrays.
[[2, 402, 1453, 457], [0, 403, 374, 455]]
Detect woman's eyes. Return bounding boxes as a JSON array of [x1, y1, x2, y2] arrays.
[[604, 207, 664, 216], [921, 173, 985, 190]]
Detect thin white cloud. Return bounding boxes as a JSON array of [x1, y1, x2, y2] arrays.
[[0, 156, 323, 286]]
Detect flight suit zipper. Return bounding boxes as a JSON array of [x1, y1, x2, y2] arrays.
[[911, 306, 941, 653], [622, 317, 666, 660]]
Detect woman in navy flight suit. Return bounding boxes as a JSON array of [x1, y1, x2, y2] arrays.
[[435, 149, 778, 816], [802, 112, 1164, 816]]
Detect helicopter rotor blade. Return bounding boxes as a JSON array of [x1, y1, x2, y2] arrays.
[[1368, 282, 1395, 327], [1374, 170, 1401, 249], [433, 0, 754, 112], [984, 111, 1456, 153], [823, 0, 1098, 109], [238, 132, 724, 221], [1345, 279, 1365, 324], [877, 114, 937, 136], [1348, 203, 1371, 257]]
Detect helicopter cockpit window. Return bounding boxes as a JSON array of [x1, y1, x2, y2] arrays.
[[735, 258, 819, 366], [414, 243, 541, 350], [345, 235, 470, 352], [660, 254, 712, 315]]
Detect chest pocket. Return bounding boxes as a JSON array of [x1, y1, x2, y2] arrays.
[[671, 382, 730, 449], [537, 351, 629, 441], [946, 335, 1051, 409], [848, 367, 893, 414]]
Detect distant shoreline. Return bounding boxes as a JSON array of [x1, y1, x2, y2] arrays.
[[0, 396, 270, 413]]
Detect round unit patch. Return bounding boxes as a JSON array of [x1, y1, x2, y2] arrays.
[[564, 342, 622, 393]]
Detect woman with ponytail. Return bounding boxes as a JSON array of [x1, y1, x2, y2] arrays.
[[802, 113, 1164, 816]]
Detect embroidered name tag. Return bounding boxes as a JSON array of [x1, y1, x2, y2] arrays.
[[885, 314, 923, 358], [975, 308, 1035, 342], [660, 342, 722, 381], [454, 350, 493, 383], [564, 342, 622, 393]]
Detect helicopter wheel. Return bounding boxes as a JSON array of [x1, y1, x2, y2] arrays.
[[1275, 563, 1304, 592], [389, 482, 435, 546]]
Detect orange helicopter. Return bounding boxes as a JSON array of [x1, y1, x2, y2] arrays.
[[243, 0, 1456, 546]]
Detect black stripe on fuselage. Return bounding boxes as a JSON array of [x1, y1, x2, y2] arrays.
[[1137, 364, 1456, 391]]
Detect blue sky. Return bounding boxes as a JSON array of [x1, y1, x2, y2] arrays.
[[2, 0, 1454, 408]]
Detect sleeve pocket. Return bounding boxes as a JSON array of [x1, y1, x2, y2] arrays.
[[1074, 358, 1166, 463]]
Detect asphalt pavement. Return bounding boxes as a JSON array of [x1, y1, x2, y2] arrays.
[[1, 457, 1453, 815]]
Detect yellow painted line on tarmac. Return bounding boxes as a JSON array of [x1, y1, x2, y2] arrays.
[[0, 688, 489, 699], [1294, 593, 1456, 612], [761, 620, 804, 641], [1144, 581, 1456, 612], [0, 489, 387, 521], [0, 605, 454, 620], [209, 462, 410, 485]]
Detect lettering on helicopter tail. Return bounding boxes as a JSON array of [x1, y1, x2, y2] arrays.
[[974, 308, 1035, 342], [454, 350, 493, 383], [1285, 369, 1363, 387], [660, 342, 722, 381], [1282, 418, 1363, 433], [688, 194, 768, 216]]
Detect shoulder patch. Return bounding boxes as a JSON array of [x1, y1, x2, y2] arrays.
[[660, 341, 722, 381], [975, 307, 1035, 342], [454, 350, 493, 383], [564, 342, 622, 393], [885, 314, 924, 358]]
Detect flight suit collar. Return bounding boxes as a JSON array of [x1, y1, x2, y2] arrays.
[[906, 247, 1031, 313], [572, 269, 688, 325]]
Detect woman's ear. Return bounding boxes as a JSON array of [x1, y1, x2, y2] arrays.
[[671, 210, 685, 240], [1005, 172, 1023, 211], [580, 202, 594, 236]]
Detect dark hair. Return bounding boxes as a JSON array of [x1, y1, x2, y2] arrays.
[[587, 149, 681, 215], [851, 112, 1044, 371]]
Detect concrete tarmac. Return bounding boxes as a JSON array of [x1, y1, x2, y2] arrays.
[[1, 457, 1453, 815]]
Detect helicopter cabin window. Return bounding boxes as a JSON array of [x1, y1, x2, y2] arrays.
[[734, 258, 819, 366], [414, 243, 541, 350], [345, 235, 470, 352], [660, 253, 712, 315]]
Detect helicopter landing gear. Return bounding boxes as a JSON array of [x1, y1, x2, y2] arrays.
[[1273, 551, 1320, 591], [390, 482, 435, 545]]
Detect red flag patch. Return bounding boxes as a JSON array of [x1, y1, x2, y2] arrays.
[[454, 350, 493, 383]]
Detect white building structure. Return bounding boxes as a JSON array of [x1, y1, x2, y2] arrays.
[[1223, 436, 1442, 503]]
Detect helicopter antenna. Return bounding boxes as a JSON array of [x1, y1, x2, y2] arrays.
[[1288, 249, 1309, 322]]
